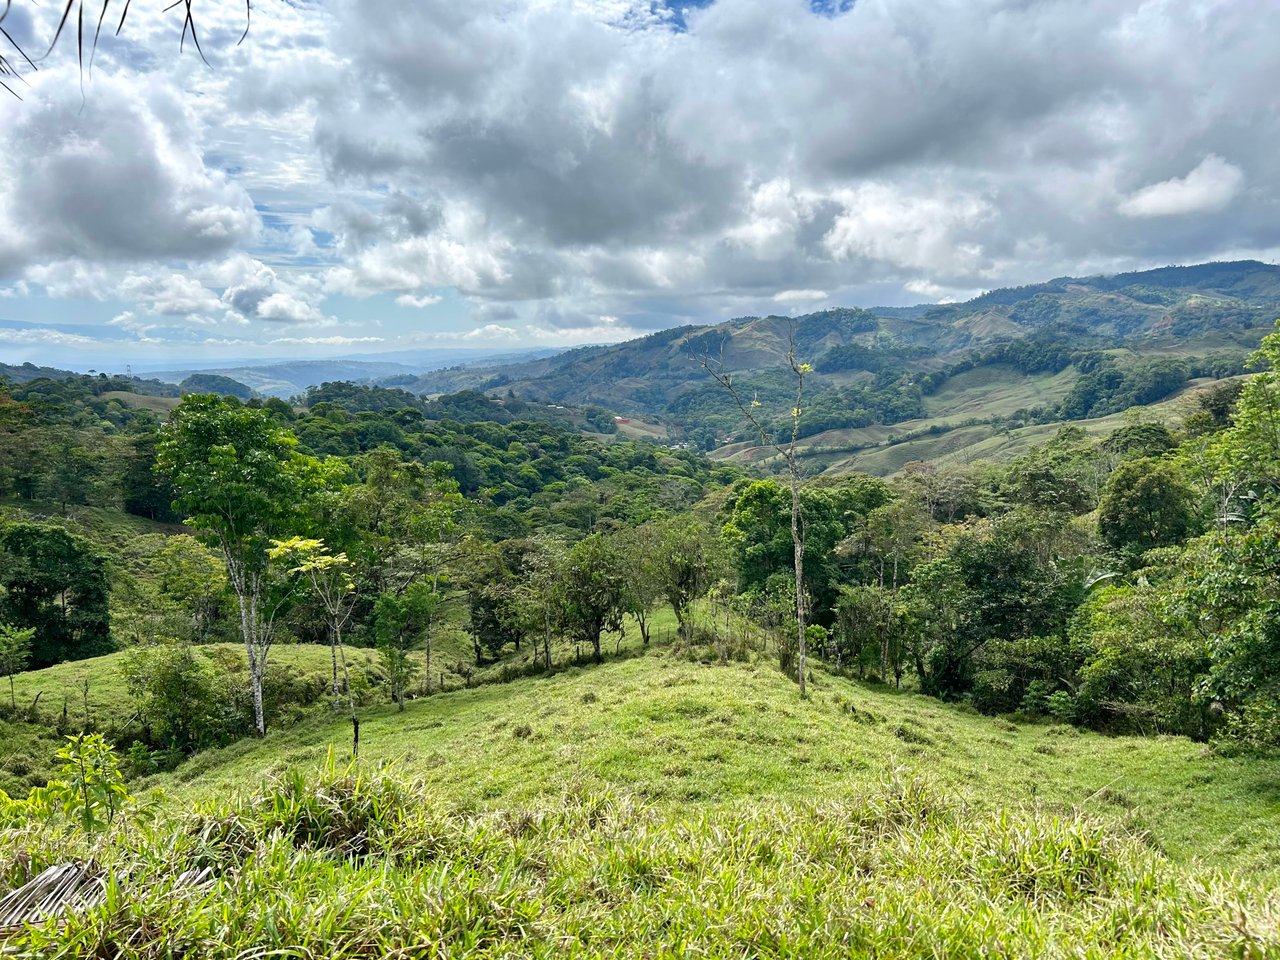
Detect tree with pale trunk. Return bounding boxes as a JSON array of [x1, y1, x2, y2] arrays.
[[157, 395, 331, 736], [268, 537, 356, 712]]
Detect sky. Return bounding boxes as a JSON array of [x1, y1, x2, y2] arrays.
[[0, 0, 1278, 370]]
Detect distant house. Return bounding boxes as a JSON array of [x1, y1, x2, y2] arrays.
[[614, 417, 631, 424]]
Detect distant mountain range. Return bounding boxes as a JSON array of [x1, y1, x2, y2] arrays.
[[147, 347, 564, 399], [380, 260, 1279, 473], [389, 260, 1280, 410]]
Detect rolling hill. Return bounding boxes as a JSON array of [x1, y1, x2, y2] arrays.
[[2, 639, 1277, 956], [388, 260, 1280, 472]]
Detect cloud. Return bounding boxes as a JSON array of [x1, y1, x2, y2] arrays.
[[0, 77, 258, 278], [269, 335, 385, 346], [0, 327, 98, 346], [461, 324, 519, 341], [395, 293, 444, 309], [772, 289, 828, 303], [7, 0, 1280, 358], [1118, 155, 1245, 218]]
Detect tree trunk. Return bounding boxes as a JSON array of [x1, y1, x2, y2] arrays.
[[330, 623, 341, 711], [790, 469, 807, 697]]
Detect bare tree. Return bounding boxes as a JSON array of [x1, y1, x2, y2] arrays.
[[697, 329, 813, 696]]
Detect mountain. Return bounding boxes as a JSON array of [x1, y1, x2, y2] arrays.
[[388, 260, 1280, 471]]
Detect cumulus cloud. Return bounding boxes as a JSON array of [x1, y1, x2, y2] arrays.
[[6, 0, 1280, 359], [0, 78, 258, 278], [772, 289, 828, 303], [1118, 155, 1245, 218]]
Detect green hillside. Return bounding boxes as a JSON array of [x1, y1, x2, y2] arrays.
[[2, 646, 1277, 957], [150, 650, 1280, 879], [738, 375, 1241, 477], [388, 261, 1280, 464]]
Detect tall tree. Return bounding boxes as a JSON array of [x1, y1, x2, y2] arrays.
[[157, 395, 330, 735], [649, 516, 715, 643], [269, 537, 357, 711], [1098, 458, 1200, 560], [701, 334, 813, 693]]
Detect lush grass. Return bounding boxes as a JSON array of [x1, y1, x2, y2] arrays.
[[99, 390, 181, 414], [0, 645, 382, 798], [139, 649, 1280, 881], [3, 757, 1277, 957], [4, 636, 1279, 955], [0, 498, 186, 541], [0, 608, 674, 798]]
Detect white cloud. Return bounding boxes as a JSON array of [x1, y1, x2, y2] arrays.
[[395, 293, 444, 309], [0, 327, 98, 346], [6, 0, 1280, 359], [461, 324, 520, 341], [1118, 155, 1245, 218], [772, 289, 828, 303], [269, 336, 385, 346], [0, 77, 258, 278]]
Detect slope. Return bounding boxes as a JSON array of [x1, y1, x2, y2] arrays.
[[150, 649, 1280, 879]]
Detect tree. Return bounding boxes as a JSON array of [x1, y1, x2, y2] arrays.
[[375, 581, 443, 707], [700, 329, 814, 694], [157, 395, 330, 735], [648, 516, 715, 643], [618, 527, 662, 646], [514, 537, 568, 671], [562, 533, 626, 663], [0, 623, 34, 709], [339, 448, 466, 598], [120, 642, 231, 751], [834, 584, 904, 684], [0, 522, 111, 668], [1098, 458, 1200, 559], [269, 537, 356, 711], [901, 510, 1084, 699]]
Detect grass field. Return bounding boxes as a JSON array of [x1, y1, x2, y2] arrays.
[[4, 633, 1279, 955], [921, 364, 1079, 419], [99, 390, 181, 414], [125, 646, 1280, 880]]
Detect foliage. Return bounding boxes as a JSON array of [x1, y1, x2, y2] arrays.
[[24, 734, 131, 834], [120, 642, 237, 752], [2, 751, 1278, 956], [157, 394, 335, 735], [1098, 458, 1200, 559], [0, 622, 34, 708], [0, 521, 112, 668], [561, 534, 628, 663]]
